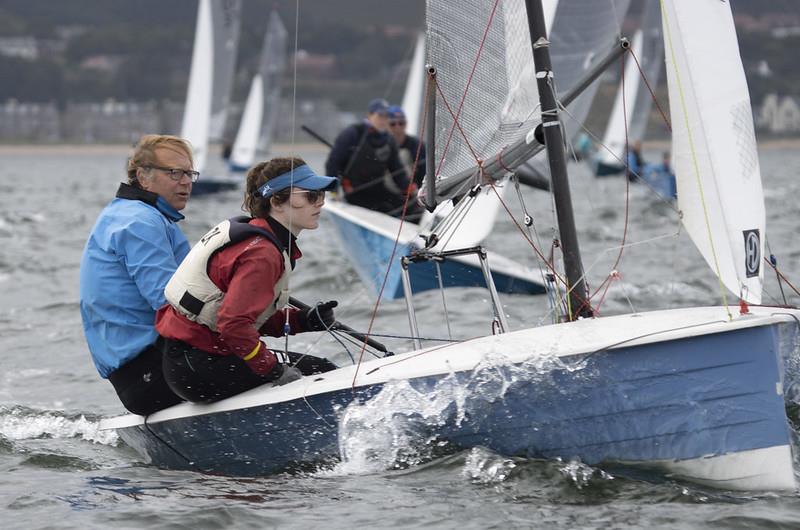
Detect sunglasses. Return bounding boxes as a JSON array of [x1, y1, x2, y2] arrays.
[[144, 165, 200, 183], [291, 189, 326, 203], [389, 121, 407, 127]]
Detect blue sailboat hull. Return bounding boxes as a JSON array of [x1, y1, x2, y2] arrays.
[[640, 164, 677, 199], [112, 318, 797, 489], [327, 206, 546, 300], [595, 159, 625, 177], [190, 177, 240, 196]]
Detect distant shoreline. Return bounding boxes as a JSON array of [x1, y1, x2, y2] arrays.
[[0, 142, 332, 155], [0, 138, 797, 155]]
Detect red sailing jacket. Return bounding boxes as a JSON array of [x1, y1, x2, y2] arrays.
[[155, 217, 304, 374]]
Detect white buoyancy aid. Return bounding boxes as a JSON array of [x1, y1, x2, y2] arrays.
[[164, 217, 291, 332]]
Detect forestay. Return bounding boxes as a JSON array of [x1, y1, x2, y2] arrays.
[[662, 0, 765, 303], [595, 29, 643, 169], [628, 0, 663, 144]]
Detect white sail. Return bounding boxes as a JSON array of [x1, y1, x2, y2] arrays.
[[595, 29, 643, 168], [229, 75, 264, 169], [229, 10, 287, 171], [401, 33, 426, 137], [662, 0, 765, 303], [594, 1, 664, 173], [208, 0, 241, 141], [180, 0, 214, 172]]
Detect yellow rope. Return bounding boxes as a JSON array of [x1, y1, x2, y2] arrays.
[[660, 0, 732, 320]]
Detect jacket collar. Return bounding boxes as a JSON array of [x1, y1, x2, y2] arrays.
[[116, 182, 185, 222], [265, 216, 298, 256]]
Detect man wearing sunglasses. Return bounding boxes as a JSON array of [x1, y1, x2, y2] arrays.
[[79, 134, 196, 416], [387, 105, 426, 188], [324, 98, 417, 218]]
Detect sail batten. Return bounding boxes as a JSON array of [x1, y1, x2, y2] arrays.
[[662, 0, 765, 303]]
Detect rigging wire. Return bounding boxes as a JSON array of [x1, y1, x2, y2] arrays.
[[281, 0, 303, 359], [350, 71, 432, 389]]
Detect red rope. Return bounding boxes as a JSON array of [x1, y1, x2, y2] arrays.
[[590, 50, 632, 309], [496, 145, 514, 173], [350, 74, 433, 390], [629, 47, 671, 133], [765, 256, 800, 298]]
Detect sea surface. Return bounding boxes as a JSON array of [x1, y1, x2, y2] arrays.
[[2, 144, 800, 529]]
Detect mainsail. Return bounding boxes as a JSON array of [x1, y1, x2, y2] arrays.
[[424, 0, 628, 202], [181, 0, 214, 172], [420, 0, 556, 248], [425, 0, 548, 189], [230, 10, 288, 170], [662, 0, 765, 303], [209, 0, 242, 141], [596, 0, 664, 170]]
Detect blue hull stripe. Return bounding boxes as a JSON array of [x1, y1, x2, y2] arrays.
[[328, 213, 545, 299]]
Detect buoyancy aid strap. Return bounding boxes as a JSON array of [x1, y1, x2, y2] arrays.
[[178, 291, 206, 316]]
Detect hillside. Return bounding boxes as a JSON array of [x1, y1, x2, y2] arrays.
[[0, 0, 798, 114]]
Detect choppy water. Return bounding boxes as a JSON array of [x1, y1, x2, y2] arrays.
[[2, 144, 800, 529]]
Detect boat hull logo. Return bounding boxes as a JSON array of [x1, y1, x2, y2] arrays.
[[743, 229, 760, 278]]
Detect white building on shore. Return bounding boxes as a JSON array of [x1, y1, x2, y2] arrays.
[[758, 94, 800, 134]]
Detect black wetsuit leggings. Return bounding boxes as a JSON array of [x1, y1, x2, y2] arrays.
[[107, 341, 184, 416], [161, 338, 336, 403]]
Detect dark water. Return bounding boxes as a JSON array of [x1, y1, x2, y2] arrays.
[[2, 144, 800, 529]]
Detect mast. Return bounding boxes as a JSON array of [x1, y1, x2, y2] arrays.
[[524, 0, 592, 320]]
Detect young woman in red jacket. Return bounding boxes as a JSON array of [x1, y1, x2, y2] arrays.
[[156, 157, 338, 403]]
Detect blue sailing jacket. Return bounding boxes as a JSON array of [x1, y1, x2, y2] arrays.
[[79, 183, 190, 378]]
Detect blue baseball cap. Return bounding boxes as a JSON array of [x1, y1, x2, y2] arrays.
[[367, 98, 390, 115], [255, 164, 338, 198], [387, 105, 405, 119]]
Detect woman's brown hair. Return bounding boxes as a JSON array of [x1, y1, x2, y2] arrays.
[[243, 157, 307, 218]]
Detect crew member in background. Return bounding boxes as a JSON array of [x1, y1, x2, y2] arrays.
[[387, 105, 426, 187], [80, 134, 196, 415], [325, 98, 416, 217], [156, 158, 339, 403], [625, 140, 645, 181]]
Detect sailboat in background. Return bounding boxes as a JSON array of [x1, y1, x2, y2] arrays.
[[322, 1, 565, 300], [515, 0, 631, 183], [400, 32, 426, 138], [181, 0, 242, 196], [228, 10, 288, 173], [592, 0, 674, 198], [103, 0, 800, 491]]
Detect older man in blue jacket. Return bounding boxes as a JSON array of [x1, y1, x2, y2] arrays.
[[80, 134, 196, 415]]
